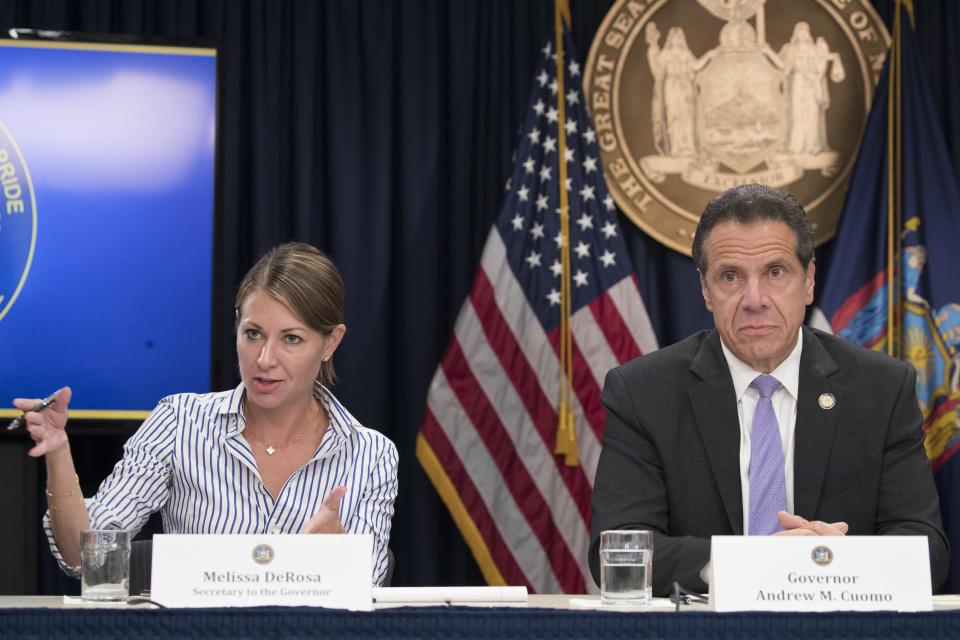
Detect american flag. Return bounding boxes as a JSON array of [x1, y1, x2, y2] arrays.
[[416, 29, 658, 594]]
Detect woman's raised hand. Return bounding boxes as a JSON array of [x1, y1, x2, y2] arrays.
[[13, 386, 72, 457]]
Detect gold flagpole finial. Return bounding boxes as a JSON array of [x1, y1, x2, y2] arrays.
[[556, 0, 571, 29]]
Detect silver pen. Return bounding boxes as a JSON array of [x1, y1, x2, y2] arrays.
[[7, 391, 59, 431]]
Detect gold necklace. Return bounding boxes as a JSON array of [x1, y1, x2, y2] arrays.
[[248, 401, 321, 455], [251, 429, 304, 455]]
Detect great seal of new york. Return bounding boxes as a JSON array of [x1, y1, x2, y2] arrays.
[[584, 0, 890, 255], [0, 119, 38, 322]]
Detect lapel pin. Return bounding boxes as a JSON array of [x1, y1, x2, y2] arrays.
[[818, 393, 836, 410]]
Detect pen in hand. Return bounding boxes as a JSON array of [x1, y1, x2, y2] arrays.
[[7, 392, 59, 431]]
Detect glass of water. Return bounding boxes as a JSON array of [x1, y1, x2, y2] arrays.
[[80, 530, 130, 601], [600, 529, 652, 605]]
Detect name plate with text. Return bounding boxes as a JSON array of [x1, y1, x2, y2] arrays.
[[709, 536, 931, 612], [151, 534, 372, 610]]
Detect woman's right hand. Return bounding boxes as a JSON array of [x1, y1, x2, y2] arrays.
[[13, 387, 72, 457]]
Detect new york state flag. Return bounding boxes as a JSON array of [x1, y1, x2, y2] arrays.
[[810, 4, 960, 591]]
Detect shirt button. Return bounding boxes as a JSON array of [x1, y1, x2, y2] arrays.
[[268, 525, 281, 534]]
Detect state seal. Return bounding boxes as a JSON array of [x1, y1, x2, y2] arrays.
[[811, 545, 834, 566], [0, 120, 37, 322], [585, 0, 890, 255], [252, 544, 275, 565]]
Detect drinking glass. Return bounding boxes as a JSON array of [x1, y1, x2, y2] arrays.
[[600, 529, 652, 605], [80, 530, 130, 601]]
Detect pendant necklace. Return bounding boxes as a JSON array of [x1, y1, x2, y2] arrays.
[[256, 430, 304, 455], [249, 401, 321, 455]]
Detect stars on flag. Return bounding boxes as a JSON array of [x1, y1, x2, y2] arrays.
[[500, 51, 633, 320]]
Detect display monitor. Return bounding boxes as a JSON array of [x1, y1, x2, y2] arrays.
[[0, 33, 217, 419]]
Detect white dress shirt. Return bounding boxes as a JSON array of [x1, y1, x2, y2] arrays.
[[719, 327, 803, 534], [43, 381, 398, 585]]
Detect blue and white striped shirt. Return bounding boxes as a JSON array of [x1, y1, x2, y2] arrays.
[[44, 382, 399, 585]]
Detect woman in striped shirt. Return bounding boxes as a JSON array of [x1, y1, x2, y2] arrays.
[[15, 243, 399, 585]]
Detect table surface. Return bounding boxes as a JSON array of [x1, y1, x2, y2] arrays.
[[0, 594, 652, 610], [3, 593, 960, 611]]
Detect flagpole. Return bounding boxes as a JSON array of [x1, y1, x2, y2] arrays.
[[553, 0, 578, 467], [886, 2, 899, 357], [893, 0, 915, 361], [895, 2, 902, 361]]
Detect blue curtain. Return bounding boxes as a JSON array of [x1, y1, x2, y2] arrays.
[[2, 0, 957, 589]]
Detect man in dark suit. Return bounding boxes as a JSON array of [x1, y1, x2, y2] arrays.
[[589, 184, 949, 596]]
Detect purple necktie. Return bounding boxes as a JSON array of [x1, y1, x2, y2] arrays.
[[748, 374, 787, 535]]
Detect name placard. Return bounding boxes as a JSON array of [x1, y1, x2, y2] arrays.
[[709, 536, 931, 612], [151, 534, 372, 610]]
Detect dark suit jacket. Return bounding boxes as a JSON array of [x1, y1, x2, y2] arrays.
[[589, 327, 950, 595]]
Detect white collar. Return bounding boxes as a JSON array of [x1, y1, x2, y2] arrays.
[[222, 380, 359, 442], [719, 327, 803, 401]]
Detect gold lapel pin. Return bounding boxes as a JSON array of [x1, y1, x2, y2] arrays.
[[819, 393, 836, 410]]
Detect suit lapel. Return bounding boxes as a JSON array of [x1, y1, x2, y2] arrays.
[[689, 330, 744, 534], [793, 327, 843, 519]]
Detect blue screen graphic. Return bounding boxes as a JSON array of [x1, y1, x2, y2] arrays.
[[0, 40, 216, 414]]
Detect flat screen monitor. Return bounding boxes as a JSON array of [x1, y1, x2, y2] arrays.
[[0, 34, 217, 419]]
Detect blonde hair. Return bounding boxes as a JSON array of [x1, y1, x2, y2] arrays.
[[236, 242, 345, 386]]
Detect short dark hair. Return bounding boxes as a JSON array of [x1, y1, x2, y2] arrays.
[[691, 184, 815, 273]]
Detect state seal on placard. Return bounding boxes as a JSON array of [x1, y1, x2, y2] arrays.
[[584, 0, 890, 255], [0, 120, 37, 322], [811, 545, 834, 566], [252, 543, 275, 565]]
